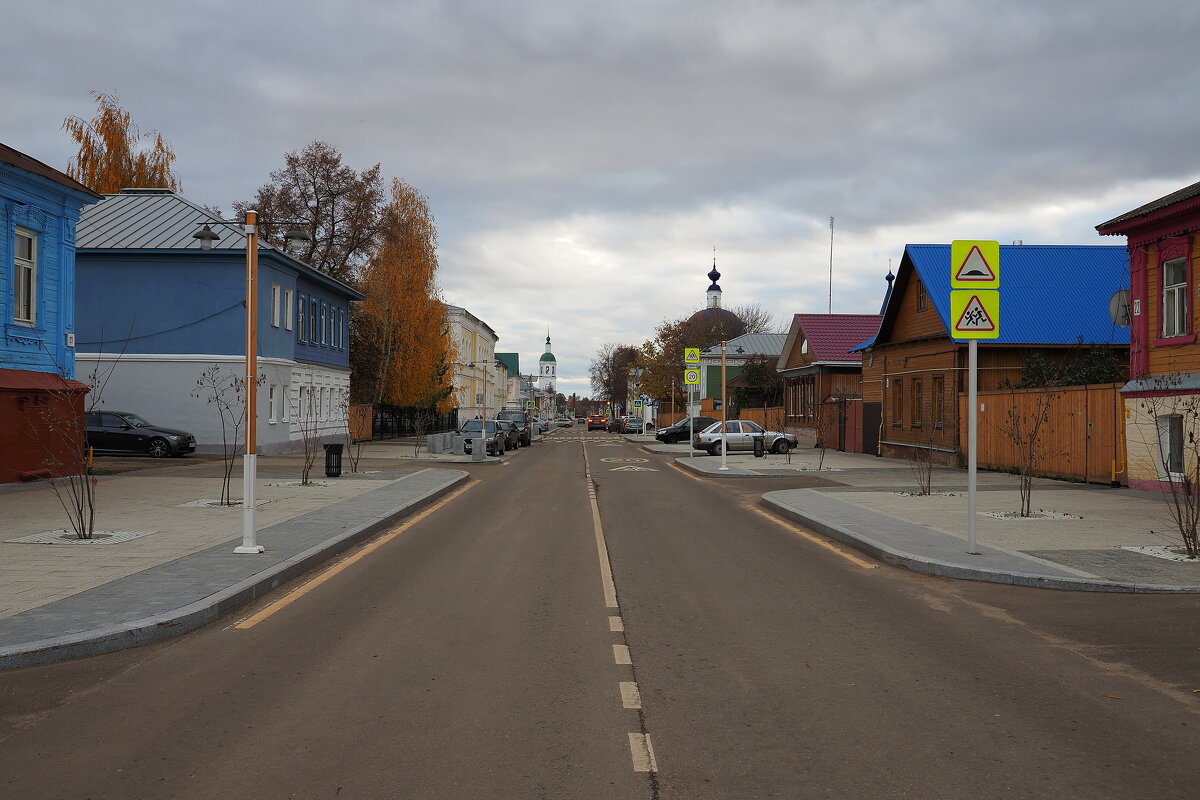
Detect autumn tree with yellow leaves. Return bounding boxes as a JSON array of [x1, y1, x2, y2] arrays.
[[62, 92, 180, 194], [350, 179, 455, 411]]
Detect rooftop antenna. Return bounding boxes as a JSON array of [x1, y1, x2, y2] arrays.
[[828, 216, 835, 313]]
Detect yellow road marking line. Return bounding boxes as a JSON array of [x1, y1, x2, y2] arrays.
[[749, 505, 879, 569], [669, 462, 877, 569], [233, 480, 477, 629]]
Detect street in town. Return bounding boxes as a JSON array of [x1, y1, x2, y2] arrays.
[[1, 430, 1197, 799]]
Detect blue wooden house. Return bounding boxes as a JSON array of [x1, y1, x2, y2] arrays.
[[75, 189, 364, 454], [0, 143, 101, 483]]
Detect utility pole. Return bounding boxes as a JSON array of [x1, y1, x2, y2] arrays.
[[828, 216, 835, 314]]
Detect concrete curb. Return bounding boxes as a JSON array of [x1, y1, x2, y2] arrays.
[[674, 455, 787, 478], [760, 493, 1200, 595], [0, 470, 471, 671]]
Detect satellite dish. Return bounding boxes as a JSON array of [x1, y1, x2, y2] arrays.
[[1109, 289, 1131, 327]]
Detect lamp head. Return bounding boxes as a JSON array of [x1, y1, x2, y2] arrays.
[[192, 225, 220, 251]]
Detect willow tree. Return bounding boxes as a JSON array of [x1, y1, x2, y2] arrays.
[[350, 179, 455, 412], [62, 92, 180, 194]]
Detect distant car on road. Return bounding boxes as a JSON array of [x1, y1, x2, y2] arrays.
[[84, 411, 196, 458], [620, 417, 647, 434], [496, 409, 533, 446], [655, 416, 718, 444], [586, 415, 608, 431], [693, 420, 798, 455]]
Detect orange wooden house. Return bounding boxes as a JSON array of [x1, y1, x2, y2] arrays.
[[857, 244, 1129, 467]]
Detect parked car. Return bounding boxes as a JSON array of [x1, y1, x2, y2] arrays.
[[692, 420, 798, 455], [621, 417, 647, 434], [497, 419, 523, 450], [532, 417, 551, 434], [655, 416, 718, 444], [496, 409, 533, 446], [555, 417, 574, 427], [606, 416, 629, 432], [459, 419, 504, 456], [84, 411, 197, 458], [586, 415, 608, 431]]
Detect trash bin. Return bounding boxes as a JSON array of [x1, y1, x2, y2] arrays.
[[324, 443, 344, 477], [753, 435, 765, 458]]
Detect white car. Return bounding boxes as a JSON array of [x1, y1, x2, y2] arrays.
[[692, 420, 797, 455]]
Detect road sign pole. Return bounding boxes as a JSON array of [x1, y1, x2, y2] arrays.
[[968, 339, 979, 554]]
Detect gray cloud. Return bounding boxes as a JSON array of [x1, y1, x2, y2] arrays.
[[7, 0, 1198, 396]]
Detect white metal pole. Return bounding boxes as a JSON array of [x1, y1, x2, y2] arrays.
[[719, 341, 729, 471], [236, 211, 264, 554], [689, 386, 695, 458], [967, 339, 979, 554]]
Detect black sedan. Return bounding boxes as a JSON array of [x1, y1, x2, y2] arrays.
[[655, 416, 719, 444], [84, 411, 197, 458]]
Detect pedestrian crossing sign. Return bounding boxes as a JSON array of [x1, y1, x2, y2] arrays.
[[951, 290, 1000, 339], [684, 347, 701, 364]]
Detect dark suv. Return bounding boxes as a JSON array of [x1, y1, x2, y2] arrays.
[[655, 416, 718, 444], [496, 409, 533, 446]]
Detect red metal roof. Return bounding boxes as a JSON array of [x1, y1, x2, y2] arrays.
[[793, 314, 883, 363], [0, 368, 89, 392]]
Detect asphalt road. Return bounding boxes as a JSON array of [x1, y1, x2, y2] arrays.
[[1, 431, 1198, 799]]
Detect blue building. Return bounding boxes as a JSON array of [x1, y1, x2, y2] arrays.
[[0, 143, 101, 483], [75, 189, 364, 454]]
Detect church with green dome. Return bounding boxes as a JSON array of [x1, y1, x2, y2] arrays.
[[539, 333, 557, 394]]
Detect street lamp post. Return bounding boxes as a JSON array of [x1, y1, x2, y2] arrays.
[[194, 212, 309, 554], [720, 340, 729, 471]]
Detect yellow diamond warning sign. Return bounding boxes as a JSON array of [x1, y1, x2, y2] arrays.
[[950, 240, 999, 289], [951, 290, 1000, 339]]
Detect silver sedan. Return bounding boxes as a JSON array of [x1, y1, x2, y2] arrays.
[[692, 420, 797, 455]]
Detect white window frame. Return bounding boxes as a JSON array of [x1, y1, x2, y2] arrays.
[[1158, 414, 1186, 480], [268, 385, 278, 423], [320, 305, 328, 345], [270, 284, 281, 327], [284, 289, 294, 331], [1162, 257, 1188, 338], [297, 295, 307, 342], [13, 227, 37, 326], [281, 384, 290, 421]]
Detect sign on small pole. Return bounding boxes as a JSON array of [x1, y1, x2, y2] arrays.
[[950, 241, 1001, 555]]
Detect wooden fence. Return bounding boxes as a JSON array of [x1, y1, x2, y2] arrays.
[[959, 382, 1125, 485]]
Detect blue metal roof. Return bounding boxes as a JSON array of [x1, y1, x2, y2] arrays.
[[901, 244, 1130, 346]]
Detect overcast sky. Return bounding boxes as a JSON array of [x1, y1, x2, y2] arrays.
[[8, 0, 1200, 397]]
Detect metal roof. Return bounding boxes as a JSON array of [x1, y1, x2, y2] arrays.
[[77, 189, 362, 299], [701, 332, 788, 358], [495, 352, 520, 375], [1096, 179, 1200, 231], [78, 189, 248, 250], [871, 244, 1130, 347], [793, 314, 882, 363], [0, 142, 100, 199]]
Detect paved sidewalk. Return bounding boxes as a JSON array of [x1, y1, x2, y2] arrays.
[[642, 439, 1200, 593], [0, 440, 478, 670]]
